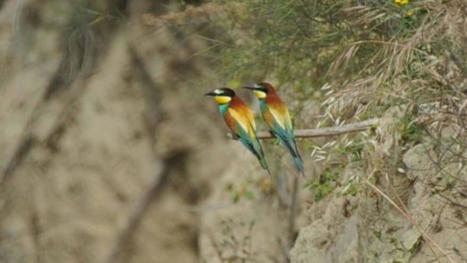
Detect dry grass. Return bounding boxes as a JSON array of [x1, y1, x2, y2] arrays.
[[366, 176, 460, 263]]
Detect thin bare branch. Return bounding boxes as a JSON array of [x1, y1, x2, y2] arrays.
[[257, 118, 379, 139]]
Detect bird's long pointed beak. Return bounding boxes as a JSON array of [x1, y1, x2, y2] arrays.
[[242, 85, 258, 90], [205, 91, 217, 96]]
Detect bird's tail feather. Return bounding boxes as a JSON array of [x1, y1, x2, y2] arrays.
[[240, 136, 271, 175], [254, 139, 271, 175], [293, 155, 304, 176], [259, 156, 271, 175], [280, 136, 304, 175]]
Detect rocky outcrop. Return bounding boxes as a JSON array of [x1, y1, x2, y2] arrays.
[[290, 116, 466, 263]]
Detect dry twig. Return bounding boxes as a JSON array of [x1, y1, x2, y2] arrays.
[[288, 175, 300, 247], [257, 118, 379, 139]]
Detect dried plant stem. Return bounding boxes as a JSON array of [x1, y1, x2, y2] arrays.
[[288, 174, 300, 247], [365, 179, 459, 263], [257, 118, 379, 139]]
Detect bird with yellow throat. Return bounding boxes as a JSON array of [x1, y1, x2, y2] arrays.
[[243, 82, 304, 176], [205, 88, 270, 174]]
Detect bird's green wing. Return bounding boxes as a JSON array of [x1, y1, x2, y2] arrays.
[[226, 108, 270, 173], [265, 104, 303, 173]]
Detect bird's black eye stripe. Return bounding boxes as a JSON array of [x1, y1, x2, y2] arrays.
[[223, 88, 235, 97], [254, 84, 268, 93]]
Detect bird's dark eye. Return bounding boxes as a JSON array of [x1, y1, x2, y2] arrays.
[[252, 84, 263, 91], [255, 84, 267, 93]]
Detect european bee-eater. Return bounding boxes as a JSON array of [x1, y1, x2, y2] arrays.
[[243, 82, 304, 175], [205, 88, 270, 174]]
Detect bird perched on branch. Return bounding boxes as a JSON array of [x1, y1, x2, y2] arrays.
[[205, 88, 270, 174], [243, 82, 304, 176]]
